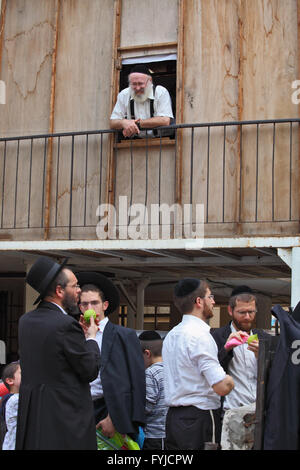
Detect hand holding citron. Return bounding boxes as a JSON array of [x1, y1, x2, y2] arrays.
[[83, 309, 97, 323], [247, 333, 258, 344]]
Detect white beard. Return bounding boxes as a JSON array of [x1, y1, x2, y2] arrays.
[[131, 81, 153, 103]]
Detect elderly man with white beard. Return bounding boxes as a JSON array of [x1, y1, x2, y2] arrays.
[[110, 64, 174, 138]]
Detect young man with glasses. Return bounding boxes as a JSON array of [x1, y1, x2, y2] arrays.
[[162, 278, 234, 450], [211, 285, 270, 413], [77, 272, 146, 443]]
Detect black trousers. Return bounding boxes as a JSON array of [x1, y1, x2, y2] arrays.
[[143, 437, 166, 450], [165, 406, 222, 450], [93, 396, 139, 441], [93, 397, 108, 425]]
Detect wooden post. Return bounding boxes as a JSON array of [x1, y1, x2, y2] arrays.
[[236, 0, 244, 233], [106, 0, 122, 210], [0, 0, 6, 80], [175, 0, 185, 207], [44, 0, 60, 240]]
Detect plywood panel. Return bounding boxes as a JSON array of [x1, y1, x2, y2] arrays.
[[48, 133, 109, 235], [51, 0, 114, 239], [114, 144, 176, 238], [0, 0, 55, 136], [240, 0, 299, 223], [182, 0, 299, 229], [182, 0, 240, 225], [120, 0, 178, 47], [54, 0, 114, 131]]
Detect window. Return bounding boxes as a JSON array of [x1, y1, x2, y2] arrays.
[[119, 58, 177, 119], [118, 304, 170, 330]]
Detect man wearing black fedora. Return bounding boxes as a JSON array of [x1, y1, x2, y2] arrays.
[[15, 256, 100, 450], [77, 272, 146, 440]]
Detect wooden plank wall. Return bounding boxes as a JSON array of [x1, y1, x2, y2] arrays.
[[0, 0, 114, 240], [0, 0, 299, 240], [183, 0, 299, 236]]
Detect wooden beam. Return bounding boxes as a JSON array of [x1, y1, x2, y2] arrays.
[[106, 0, 122, 213], [44, 0, 60, 240], [236, 0, 244, 234], [0, 0, 7, 81], [175, 0, 185, 206], [114, 137, 175, 149], [115, 280, 137, 311], [118, 41, 177, 53]]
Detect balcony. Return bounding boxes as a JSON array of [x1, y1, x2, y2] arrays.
[[0, 118, 299, 242]]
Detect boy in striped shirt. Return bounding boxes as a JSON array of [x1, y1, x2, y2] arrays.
[[139, 331, 168, 450]]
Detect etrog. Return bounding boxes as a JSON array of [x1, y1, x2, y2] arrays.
[[83, 309, 97, 323]]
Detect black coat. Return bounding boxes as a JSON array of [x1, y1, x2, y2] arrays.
[[16, 301, 100, 450], [211, 323, 270, 373], [263, 304, 300, 450], [100, 321, 146, 434]]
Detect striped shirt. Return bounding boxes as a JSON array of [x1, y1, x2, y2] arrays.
[[144, 362, 167, 438]]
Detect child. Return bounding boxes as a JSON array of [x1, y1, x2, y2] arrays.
[[0, 361, 21, 450], [139, 331, 168, 450]]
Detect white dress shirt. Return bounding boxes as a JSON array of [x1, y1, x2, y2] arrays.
[[223, 323, 257, 410], [2, 393, 19, 450], [90, 316, 109, 400], [162, 315, 226, 410]]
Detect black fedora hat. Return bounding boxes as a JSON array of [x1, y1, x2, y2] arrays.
[[26, 256, 68, 305], [76, 272, 120, 315], [231, 285, 254, 297]]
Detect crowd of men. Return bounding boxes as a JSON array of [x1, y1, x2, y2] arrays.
[[0, 253, 268, 451]]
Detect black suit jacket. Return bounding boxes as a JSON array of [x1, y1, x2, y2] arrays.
[[16, 301, 100, 450], [263, 304, 300, 450], [100, 321, 146, 435], [211, 322, 270, 373]]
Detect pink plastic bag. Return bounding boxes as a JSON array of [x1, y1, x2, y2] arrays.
[[225, 333, 249, 350]]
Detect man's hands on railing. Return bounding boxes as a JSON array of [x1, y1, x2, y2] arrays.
[[110, 116, 171, 138], [110, 118, 140, 137]]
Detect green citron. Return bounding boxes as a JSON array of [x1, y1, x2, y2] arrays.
[[247, 333, 258, 344], [84, 309, 97, 323]]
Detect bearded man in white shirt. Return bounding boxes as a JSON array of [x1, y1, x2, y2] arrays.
[[162, 278, 234, 450], [211, 286, 270, 412], [110, 64, 173, 139]]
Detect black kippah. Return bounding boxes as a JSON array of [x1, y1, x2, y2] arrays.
[[231, 285, 254, 297], [130, 64, 152, 76], [174, 278, 200, 297], [139, 330, 161, 340]]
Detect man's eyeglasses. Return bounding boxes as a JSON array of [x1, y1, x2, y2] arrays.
[[65, 283, 80, 290], [195, 294, 214, 303], [235, 310, 257, 316], [79, 301, 101, 308]]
